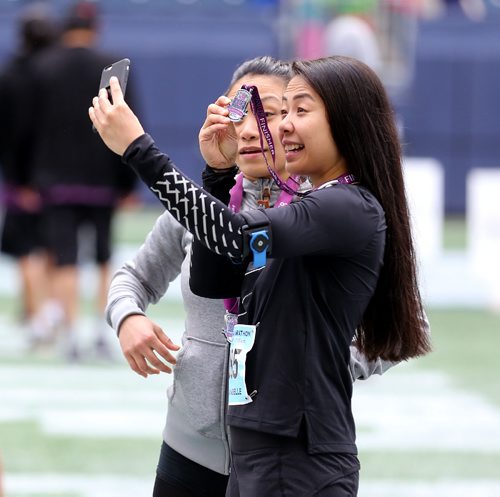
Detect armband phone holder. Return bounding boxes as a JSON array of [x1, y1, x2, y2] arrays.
[[242, 225, 272, 268]]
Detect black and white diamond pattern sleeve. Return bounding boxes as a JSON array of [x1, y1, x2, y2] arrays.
[[123, 134, 245, 261]]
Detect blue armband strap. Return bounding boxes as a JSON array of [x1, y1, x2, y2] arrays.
[[249, 230, 269, 268], [241, 210, 272, 268]]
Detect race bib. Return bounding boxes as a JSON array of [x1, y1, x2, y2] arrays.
[[228, 324, 256, 406]]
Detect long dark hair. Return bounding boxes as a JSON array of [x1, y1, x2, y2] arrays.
[[291, 56, 431, 362], [226, 55, 292, 93]]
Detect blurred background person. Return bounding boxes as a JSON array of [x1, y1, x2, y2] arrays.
[[443, 0, 487, 20], [29, 0, 138, 361], [324, 2, 382, 74], [295, 1, 326, 59], [0, 2, 57, 346]]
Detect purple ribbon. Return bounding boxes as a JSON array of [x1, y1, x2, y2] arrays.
[[242, 84, 303, 197]]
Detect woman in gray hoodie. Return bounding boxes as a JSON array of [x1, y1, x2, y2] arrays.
[[104, 56, 420, 497]]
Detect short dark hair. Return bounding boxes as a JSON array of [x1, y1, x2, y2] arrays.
[[226, 56, 291, 94], [291, 56, 430, 362], [18, 3, 56, 53]]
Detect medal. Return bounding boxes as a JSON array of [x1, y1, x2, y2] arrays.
[[224, 311, 238, 343], [227, 88, 252, 122]]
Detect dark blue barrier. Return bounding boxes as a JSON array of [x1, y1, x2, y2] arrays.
[[398, 11, 500, 213]]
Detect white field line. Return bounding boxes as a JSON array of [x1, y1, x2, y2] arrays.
[[4, 473, 152, 497], [1, 356, 500, 448], [5, 474, 500, 497], [0, 364, 171, 437], [359, 479, 500, 497]]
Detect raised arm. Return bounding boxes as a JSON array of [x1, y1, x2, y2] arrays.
[[90, 79, 256, 262]]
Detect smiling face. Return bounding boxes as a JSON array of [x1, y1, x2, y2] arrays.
[[279, 75, 347, 186], [227, 74, 287, 181]]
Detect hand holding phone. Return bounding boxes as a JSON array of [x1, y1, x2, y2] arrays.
[[89, 75, 145, 156]]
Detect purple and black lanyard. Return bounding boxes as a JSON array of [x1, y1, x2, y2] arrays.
[[223, 85, 357, 334]]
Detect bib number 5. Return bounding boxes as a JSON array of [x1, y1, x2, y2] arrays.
[[228, 324, 256, 406]]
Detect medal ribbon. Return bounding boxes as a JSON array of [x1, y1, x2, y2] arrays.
[[242, 85, 304, 197]]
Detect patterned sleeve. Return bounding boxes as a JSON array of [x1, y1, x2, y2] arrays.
[[124, 134, 247, 262], [123, 134, 384, 262]]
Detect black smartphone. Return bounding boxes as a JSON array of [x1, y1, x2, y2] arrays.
[[93, 58, 130, 132], [98, 57, 130, 103]]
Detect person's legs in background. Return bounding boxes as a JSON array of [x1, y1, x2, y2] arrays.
[[91, 205, 114, 359], [42, 204, 81, 360], [0, 209, 53, 345], [40, 204, 117, 361], [18, 250, 53, 342], [18, 253, 47, 320], [50, 263, 80, 358]]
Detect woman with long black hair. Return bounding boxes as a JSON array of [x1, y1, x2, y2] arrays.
[[90, 55, 431, 496]]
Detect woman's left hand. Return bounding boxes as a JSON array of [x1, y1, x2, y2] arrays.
[[89, 76, 145, 156], [199, 96, 238, 168]]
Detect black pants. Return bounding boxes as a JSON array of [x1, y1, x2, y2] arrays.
[[42, 204, 113, 266], [153, 442, 228, 497], [227, 426, 360, 497]]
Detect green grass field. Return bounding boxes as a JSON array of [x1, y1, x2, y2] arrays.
[[1, 304, 499, 496], [2, 212, 499, 496]]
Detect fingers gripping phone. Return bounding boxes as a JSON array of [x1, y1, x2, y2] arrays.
[[93, 58, 130, 132], [98, 57, 130, 103]]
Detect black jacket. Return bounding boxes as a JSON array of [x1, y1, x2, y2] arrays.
[[124, 133, 386, 454]]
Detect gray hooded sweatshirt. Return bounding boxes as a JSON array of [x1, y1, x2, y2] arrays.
[[106, 177, 422, 475]]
